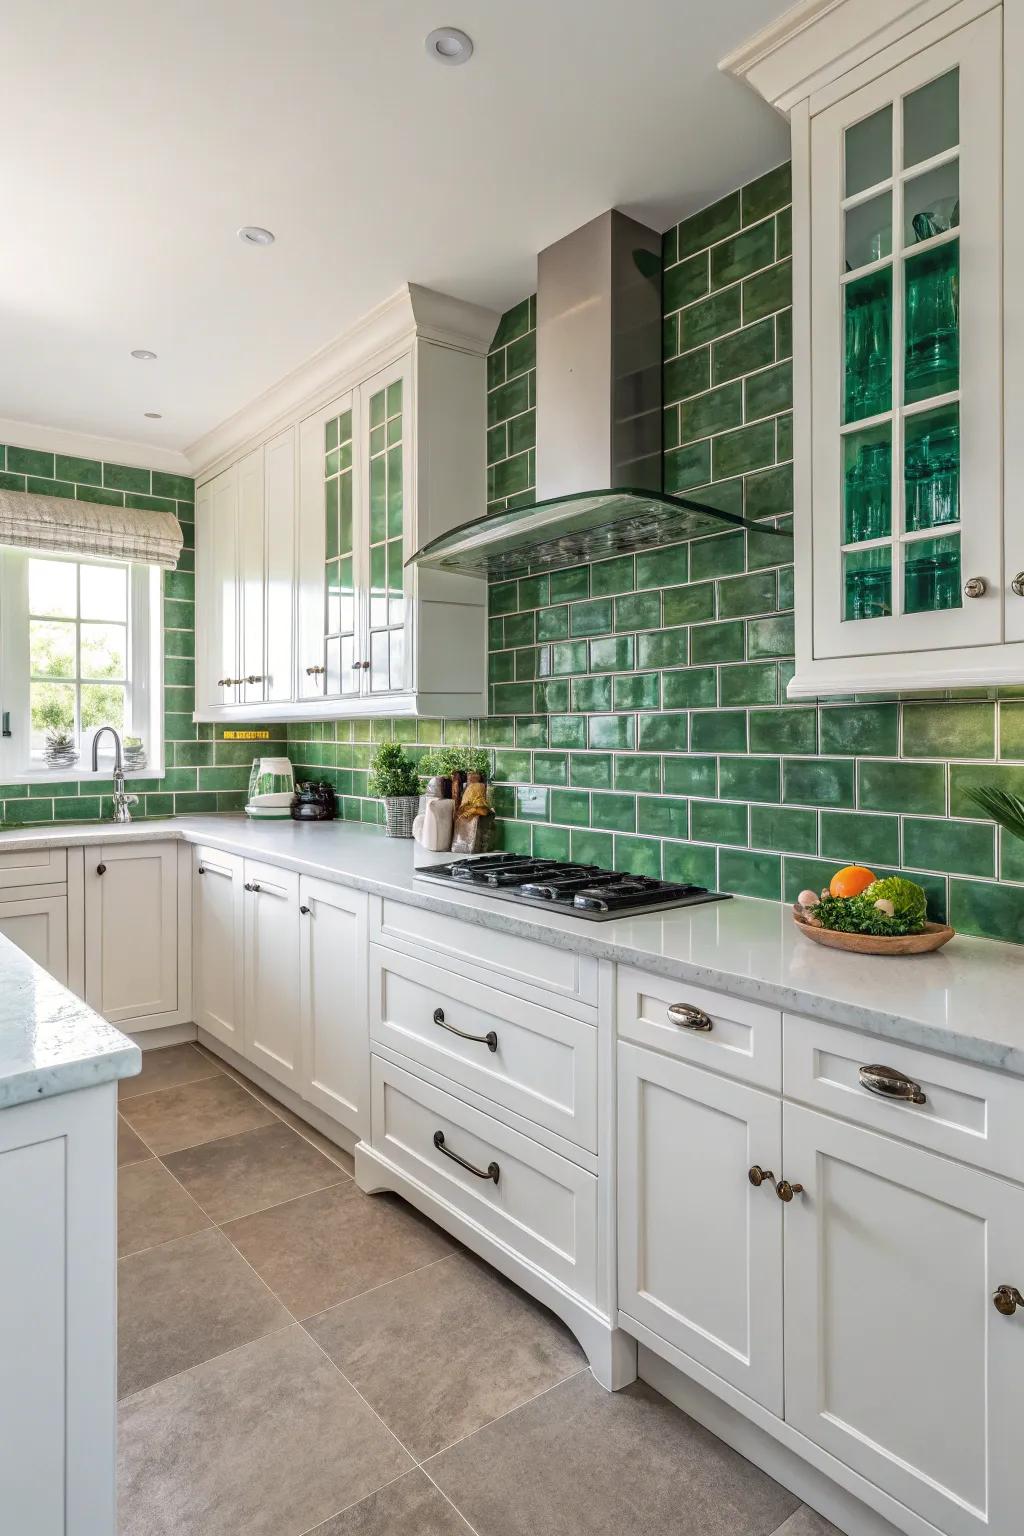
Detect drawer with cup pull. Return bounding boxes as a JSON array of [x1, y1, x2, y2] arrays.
[[370, 945, 597, 1152], [616, 966, 781, 1091], [370, 1055, 598, 1301], [783, 1013, 1024, 1182]]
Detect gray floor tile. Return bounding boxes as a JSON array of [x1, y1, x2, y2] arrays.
[[773, 1508, 847, 1536], [193, 1047, 355, 1171], [118, 1043, 222, 1100], [118, 1325, 412, 1536], [118, 1226, 289, 1398], [118, 1158, 211, 1257], [307, 1251, 585, 1460], [307, 1470, 473, 1535], [118, 1117, 151, 1167], [162, 1121, 346, 1223], [119, 1074, 275, 1156], [426, 1371, 801, 1536], [222, 1181, 456, 1319]]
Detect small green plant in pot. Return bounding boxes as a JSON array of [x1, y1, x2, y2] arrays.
[[367, 742, 422, 838]]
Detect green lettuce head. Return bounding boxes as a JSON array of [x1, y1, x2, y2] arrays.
[[860, 876, 927, 931]]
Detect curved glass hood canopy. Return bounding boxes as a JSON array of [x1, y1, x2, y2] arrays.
[[408, 487, 788, 579]]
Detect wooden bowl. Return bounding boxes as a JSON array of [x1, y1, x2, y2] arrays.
[[792, 907, 955, 955]]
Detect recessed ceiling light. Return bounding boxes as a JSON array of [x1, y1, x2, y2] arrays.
[[426, 26, 473, 64], [144, 411, 162, 419], [237, 225, 276, 246], [131, 349, 157, 361]]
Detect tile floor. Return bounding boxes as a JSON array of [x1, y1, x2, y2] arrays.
[[117, 1043, 844, 1536]]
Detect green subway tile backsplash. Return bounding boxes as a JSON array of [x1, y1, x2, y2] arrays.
[[280, 162, 1024, 940], [284, 159, 1018, 946], [6, 162, 1023, 942]]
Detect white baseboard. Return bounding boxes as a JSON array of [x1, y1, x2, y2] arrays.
[[130, 1021, 198, 1050]]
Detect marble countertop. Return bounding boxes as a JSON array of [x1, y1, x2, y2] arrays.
[[3, 816, 1023, 1076], [0, 932, 140, 1110]]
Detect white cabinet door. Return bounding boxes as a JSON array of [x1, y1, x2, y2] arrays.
[[196, 463, 240, 709], [237, 446, 266, 708], [783, 1103, 1024, 1536], [359, 358, 410, 697], [0, 893, 67, 984], [299, 876, 368, 1136], [264, 427, 296, 702], [242, 858, 301, 1091], [803, 12, 1003, 682], [617, 1041, 783, 1413], [193, 846, 244, 1051], [297, 390, 361, 701], [84, 842, 178, 1025]]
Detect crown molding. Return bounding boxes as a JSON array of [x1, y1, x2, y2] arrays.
[[719, 0, 977, 112], [186, 283, 498, 483], [0, 416, 192, 477]]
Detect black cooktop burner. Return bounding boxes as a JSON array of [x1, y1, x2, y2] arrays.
[[415, 853, 730, 920]]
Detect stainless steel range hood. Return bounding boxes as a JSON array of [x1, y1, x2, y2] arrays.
[[410, 209, 785, 577]]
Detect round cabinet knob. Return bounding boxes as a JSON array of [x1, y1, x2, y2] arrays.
[[748, 1165, 774, 1189], [1012, 573, 1024, 598], [963, 577, 987, 599], [299, 904, 310, 915], [306, 664, 326, 677], [96, 862, 107, 876], [994, 1285, 1024, 1316], [776, 1180, 804, 1203]]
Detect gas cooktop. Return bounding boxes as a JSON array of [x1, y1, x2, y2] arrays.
[[415, 854, 730, 921]]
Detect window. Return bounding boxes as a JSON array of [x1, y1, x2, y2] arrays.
[[0, 550, 162, 778]]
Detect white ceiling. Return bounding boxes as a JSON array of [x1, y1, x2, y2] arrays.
[[2, 0, 790, 461]]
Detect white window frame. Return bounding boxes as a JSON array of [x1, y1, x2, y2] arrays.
[[0, 549, 165, 783]]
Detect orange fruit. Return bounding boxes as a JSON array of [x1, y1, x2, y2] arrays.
[[829, 865, 876, 899]]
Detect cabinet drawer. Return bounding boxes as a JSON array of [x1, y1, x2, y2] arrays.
[[371, 1055, 597, 1302], [617, 967, 781, 1091], [372, 897, 598, 1014], [784, 1014, 1024, 1183], [370, 946, 596, 1152], [0, 847, 66, 890]]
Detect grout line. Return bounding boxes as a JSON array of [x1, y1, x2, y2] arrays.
[[116, 1318, 297, 1407], [419, 1363, 590, 1469], [292, 1468, 428, 1536], [297, 1252, 459, 1329]]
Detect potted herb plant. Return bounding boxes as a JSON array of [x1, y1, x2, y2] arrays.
[[367, 741, 422, 837]]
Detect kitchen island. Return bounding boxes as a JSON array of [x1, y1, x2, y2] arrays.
[[0, 930, 139, 1536]]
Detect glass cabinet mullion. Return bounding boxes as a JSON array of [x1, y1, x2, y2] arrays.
[[891, 98, 907, 619]]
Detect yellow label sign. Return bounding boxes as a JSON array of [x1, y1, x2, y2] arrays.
[[222, 730, 272, 741]]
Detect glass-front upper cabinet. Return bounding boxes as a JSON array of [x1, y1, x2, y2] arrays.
[[808, 10, 1002, 671], [296, 356, 412, 704]]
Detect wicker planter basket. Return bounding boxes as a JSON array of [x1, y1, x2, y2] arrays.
[[383, 794, 420, 838]]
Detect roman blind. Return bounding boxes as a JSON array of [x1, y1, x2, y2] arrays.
[[0, 487, 183, 569]]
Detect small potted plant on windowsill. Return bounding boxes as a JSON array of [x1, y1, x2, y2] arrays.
[[367, 741, 422, 838], [44, 728, 79, 770]]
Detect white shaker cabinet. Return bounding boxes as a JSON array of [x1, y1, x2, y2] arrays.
[[616, 1040, 784, 1413], [242, 858, 301, 1092], [193, 284, 494, 722], [0, 1083, 118, 1536], [0, 891, 68, 985], [725, 0, 1023, 693], [783, 1103, 1024, 1536], [193, 845, 244, 1052], [299, 875, 369, 1137], [195, 435, 296, 714], [84, 841, 181, 1029]]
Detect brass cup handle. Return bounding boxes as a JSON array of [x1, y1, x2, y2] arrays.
[[994, 1285, 1024, 1316], [749, 1165, 804, 1202], [432, 1130, 499, 1184], [1012, 573, 1024, 598], [858, 1064, 926, 1104], [433, 1006, 498, 1053], [667, 1002, 713, 1032]]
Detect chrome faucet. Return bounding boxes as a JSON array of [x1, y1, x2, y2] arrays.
[[91, 727, 139, 823]]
